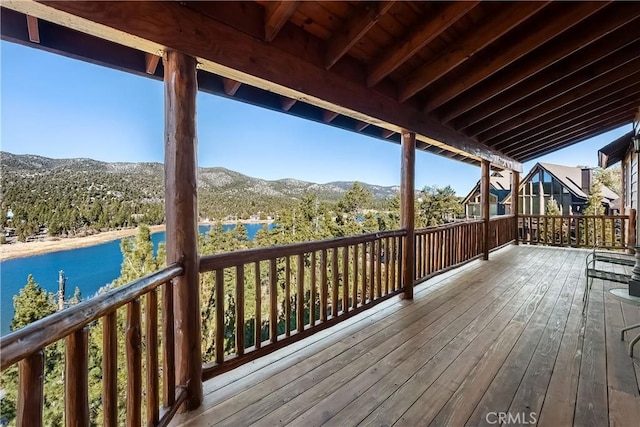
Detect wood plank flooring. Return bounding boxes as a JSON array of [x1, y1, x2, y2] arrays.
[[172, 245, 640, 427]]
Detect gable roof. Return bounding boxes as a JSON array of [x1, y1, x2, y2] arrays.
[[503, 162, 619, 204], [462, 171, 513, 205]]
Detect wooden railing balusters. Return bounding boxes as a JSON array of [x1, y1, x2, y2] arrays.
[[163, 278, 175, 408], [297, 253, 305, 332], [254, 261, 262, 349], [331, 248, 339, 317], [269, 259, 278, 343], [146, 290, 159, 426], [320, 249, 328, 322], [103, 312, 118, 427], [126, 299, 141, 427], [310, 252, 317, 326], [285, 257, 291, 336], [352, 245, 358, 309], [376, 239, 382, 297], [361, 243, 367, 303], [215, 269, 225, 362], [342, 246, 349, 314], [66, 327, 90, 427], [385, 237, 390, 295], [17, 350, 44, 427], [368, 241, 375, 301], [236, 265, 245, 355]]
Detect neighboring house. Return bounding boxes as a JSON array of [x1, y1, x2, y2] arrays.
[[462, 171, 513, 218], [503, 162, 619, 215], [598, 130, 636, 215]]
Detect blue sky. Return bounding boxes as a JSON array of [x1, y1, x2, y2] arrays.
[[1, 41, 632, 196]]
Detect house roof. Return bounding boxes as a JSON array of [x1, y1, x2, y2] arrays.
[[462, 171, 513, 204], [598, 130, 633, 168], [2, 2, 640, 171], [502, 162, 619, 204]]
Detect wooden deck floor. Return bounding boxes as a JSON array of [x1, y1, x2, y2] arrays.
[[173, 245, 640, 427]]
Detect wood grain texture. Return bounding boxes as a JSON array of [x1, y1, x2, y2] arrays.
[[102, 313, 117, 427], [126, 299, 141, 427], [0, 265, 181, 371], [163, 50, 202, 410], [145, 290, 159, 426], [401, 131, 416, 298], [65, 328, 89, 427], [17, 350, 44, 427], [481, 160, 491, 260]]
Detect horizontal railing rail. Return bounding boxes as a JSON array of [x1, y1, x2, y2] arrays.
[[1, 263, 185, 426], [519, 214, 631, 249], [199, 229, 407, 380], [414, 219, 485, 283]]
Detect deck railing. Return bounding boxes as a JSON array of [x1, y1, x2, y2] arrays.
[[519, 214, 633, 249], [414, 219, 485, 283], [198, 229, 406, 380], [489, 215, 518, 250], [0, 264, 184, 427]]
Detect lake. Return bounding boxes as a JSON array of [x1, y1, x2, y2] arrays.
[[0, 223, 271, 334]]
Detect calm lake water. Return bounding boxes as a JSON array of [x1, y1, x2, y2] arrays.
[[0, 223, 271, 334]]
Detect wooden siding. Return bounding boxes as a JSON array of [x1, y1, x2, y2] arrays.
[[173, 245, 640, 426]]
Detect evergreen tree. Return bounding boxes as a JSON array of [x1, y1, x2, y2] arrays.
[[417, 185, 463, 227], [1, 275, 63, 426]]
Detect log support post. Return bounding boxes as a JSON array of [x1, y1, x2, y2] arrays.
[[401, 131, 416, 299], [481, 160, 490, 260], [511, 171, 520, 244], [163, 50, 202, 410]]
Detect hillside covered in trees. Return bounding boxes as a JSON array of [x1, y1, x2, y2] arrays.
[[0, 152, 400, 241]]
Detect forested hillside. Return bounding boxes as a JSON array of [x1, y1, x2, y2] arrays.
[[0, 152, 399, 241]]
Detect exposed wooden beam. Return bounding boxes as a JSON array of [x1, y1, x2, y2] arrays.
[[26, 14, 39, 43], [264, 1, 298, 43], [280, 97, 297, 112], [507, 103, 637, 152], [325, 1, 395, 69], [222, 77, 242, 96], [12, 0, 521, 171], [367, 1, 478, 87], [458, 38, 640, 132], [493, 87, 640, 150], [518, 117, 631, 161], [437, 4, 639, 123], [398, 2, 548, 102], [381, 129, 395, 139], [401, 131, 416, 299], [424, 1, 607, 112], [145, 52, 159, 75], [322, 110, 339, 123], [503, 107, 635, 158], [163, 50, 202, 410], [473, 57, 640, 141], [355, 121, 370, 132]]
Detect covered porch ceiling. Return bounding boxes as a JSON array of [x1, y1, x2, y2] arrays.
[[3, 1, 640, 173]]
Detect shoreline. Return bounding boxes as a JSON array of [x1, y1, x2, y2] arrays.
[[0, 220, 272, 262]]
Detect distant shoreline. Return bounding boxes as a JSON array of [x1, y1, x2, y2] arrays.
[[0, 220, 272, 262]]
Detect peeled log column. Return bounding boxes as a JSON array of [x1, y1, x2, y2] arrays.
[[511, 171, 520, 244], [401, 131, 416, 299], [481, 160, 490, 260], [163, 50, 202, 410]]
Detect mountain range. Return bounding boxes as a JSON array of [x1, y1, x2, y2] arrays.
[[0, 152, 400, 223], [1, 151, 399, 202]]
